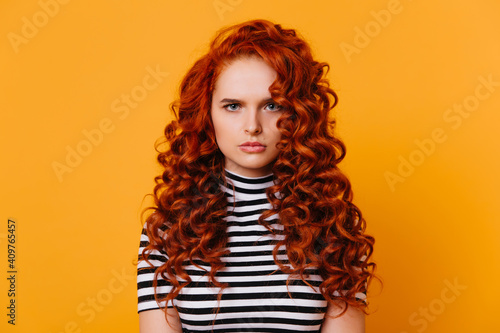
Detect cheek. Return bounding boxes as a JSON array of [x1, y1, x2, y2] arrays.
[[269, 118, 282, 142], [211, 113, 230, 142]]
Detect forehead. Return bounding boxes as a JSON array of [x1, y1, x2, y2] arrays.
[[213, 57, 277, 97]]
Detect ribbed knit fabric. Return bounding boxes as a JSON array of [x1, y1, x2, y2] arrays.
[[137, 169, 360, 332]]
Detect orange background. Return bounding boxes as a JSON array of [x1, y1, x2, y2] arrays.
[[1, 0, 499, 332]]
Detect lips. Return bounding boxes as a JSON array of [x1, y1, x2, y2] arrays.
[[240, 141, 265, 147], [239, 141, 266, 153]]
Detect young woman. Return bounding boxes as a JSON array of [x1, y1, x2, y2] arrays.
[[137, 19, 376, 332]]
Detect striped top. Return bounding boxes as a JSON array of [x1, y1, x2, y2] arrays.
[[137, 169, 364, 332]]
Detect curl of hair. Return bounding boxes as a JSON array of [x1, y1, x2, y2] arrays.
[[140, 19, 377, 320]]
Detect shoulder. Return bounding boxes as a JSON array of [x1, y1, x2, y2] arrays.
[[321, 301, 365, 332]]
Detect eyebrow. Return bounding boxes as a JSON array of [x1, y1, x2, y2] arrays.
[[218, 98, 276, 105]]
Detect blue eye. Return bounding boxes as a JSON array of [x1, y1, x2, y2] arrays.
[[224, 103, 240, 111], [266, 103, 282, 111]]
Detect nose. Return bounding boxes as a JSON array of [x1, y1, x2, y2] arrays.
[[244, 109, 262, 135]]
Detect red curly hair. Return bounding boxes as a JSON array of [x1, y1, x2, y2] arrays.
[[141, 19, 376, 318]]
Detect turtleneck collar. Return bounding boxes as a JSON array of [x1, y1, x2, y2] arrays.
[[219, 168, 275, 201], [224, 168, 274, 182]]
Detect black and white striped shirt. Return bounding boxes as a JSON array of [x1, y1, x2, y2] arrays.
[[137, 169, 365, 332]]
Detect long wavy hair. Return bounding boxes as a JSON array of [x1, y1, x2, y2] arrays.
[[141, 19, 377, 319]]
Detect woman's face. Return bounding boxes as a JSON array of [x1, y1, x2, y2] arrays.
[[210, 56, 284, 177]]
